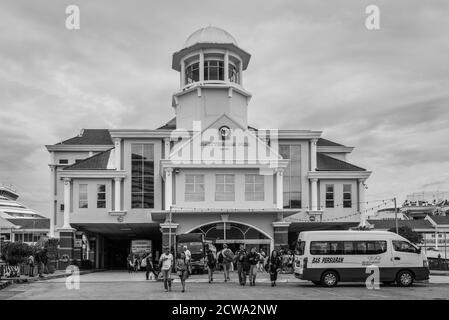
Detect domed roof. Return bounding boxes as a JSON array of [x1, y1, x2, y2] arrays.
[[184, 26, 238, 48]]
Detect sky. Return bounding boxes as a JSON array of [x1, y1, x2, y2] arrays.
[[0, 0, 448, 216]]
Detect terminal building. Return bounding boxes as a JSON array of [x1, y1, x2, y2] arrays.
[[45, 26, 371, 269]]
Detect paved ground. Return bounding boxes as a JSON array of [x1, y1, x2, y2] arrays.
[[1, 271, 449, 300]]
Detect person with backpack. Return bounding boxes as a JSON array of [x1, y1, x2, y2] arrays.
[[220, 243, 233, 282], [206, 247, 216, 283], [268, 250, 282, 287], [235, 244, 248, 286], [247, 247, 260, 286]]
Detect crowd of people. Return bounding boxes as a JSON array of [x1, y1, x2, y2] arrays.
[[145, 244, 295, 293]]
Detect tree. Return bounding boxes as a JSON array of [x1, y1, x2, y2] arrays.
[[2, 242, 33, 265], [388, 226, 423, 244]]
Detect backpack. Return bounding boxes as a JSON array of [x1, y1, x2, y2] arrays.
[[141, 257, 147, 268], [217, 251, 224, 264]]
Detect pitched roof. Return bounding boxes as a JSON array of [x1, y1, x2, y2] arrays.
[[64, 149, 113, 170], [7, 218, 50, 229], [428, 216, 449, 225], [0, 216, 17, 229], [317, 138, 344, 147], [157, 117, 177, 130], [367, 219, 433, 230], [56, 129, 113, 146], [317, 153, 366, 171]]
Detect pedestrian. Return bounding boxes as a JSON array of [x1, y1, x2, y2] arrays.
[[183, 245, 191, 263], [134, 256, 139, 272], [143, 253, 158, 280], [268, 250, 282, 287], [159, 247, 174, 292], [27, 254, 35, 277], [235, 244, 248, 286], [176, 252, 189, 292], [247, 247, 259, 286], [41, 249, 48, 274], [258, 249, 266, 272], [206, 247, 216, 283], [127, 254, 134, 273], [220, 244, 233, 282], [35, 250, 44, 278]]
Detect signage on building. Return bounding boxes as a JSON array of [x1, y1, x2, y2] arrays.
[[131, 240, 152, 255], [309, 216, 316, 222], [74, 239, 82, 248]]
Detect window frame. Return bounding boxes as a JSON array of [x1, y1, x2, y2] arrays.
[[343, 184, 352, 208], [215, 174, 235, 201], [279, 144, 302, 209], [325, 184, 334, 208], [96, 184, 106, 209], [131, 144, 155, 209], [310, 240, 388, 255], [185, 174, 205, 202], [244, 174, 264, 201], [79, 184, 88, 209]]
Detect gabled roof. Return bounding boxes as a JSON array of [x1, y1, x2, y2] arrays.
[[317, 138, 344, 147], [56, 129, 113, 146], [368, 219, 434, 230], [64, 149, 113, 170], [157, 117, 177, 130], [427, 215, 449, 225], [317, 153, 366, 171]]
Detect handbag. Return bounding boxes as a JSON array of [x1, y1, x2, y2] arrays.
[[141, 258, 147, 268]]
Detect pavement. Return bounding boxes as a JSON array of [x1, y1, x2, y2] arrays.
[[1, 270, 449, 300]]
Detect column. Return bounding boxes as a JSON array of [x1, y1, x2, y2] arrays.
[[164, 168, 173, 210], [49, 165, 56, 237], [164, 138, 171, 159], [199, 50, 204, 82], [358, 178, 366, 213], [310, 138, 318, 172], [224, 50, 229, 82], [276, 169, 284, 209], [114, 138, 121, 170], [180, 59, 186, 87], [114, 177, 122, 211], [62, 178, 72, 229], [160, 223, 178, 251], [238, 59, 243, 85], [310, 178, 318, 211]]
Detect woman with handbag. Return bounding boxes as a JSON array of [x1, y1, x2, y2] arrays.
[[176, 252, 189, 293]]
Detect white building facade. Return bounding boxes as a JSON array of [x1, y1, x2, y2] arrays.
[[45, 27, 371, 269]]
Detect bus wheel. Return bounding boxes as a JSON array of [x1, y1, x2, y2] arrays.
[[321, 271, 338, 287], [396, 270, 414, 287], [312, 281, 321, 286]]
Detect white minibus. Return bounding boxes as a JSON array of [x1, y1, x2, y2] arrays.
[[294, 230, 429, 287]]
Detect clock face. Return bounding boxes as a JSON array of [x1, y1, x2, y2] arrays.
[[219, 126, 231, 139]]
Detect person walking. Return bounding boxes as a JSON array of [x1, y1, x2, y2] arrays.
[[247, 247, 259, 286], [206, 247, 216, 283], [183, 245, 191, 263], [220, 244, 233, 282], [143, 253, 158, 280], [35, 250, 44, 278], [258, 249, 266, 272], [268, 250, 282, 287], [127, 254, 134, 273], [159, 247, 174, 292], [235, 244, 248, 286], [27, 254, 35, 277], [176, 252, 189, 292]]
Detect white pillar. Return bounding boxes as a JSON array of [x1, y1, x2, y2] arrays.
[[164, 138, 171, 159], [180, 59, 186, 87], [435, 230, 439, 249], [358, 179, 367, 225], [114, 177, 122, 211], [238, 59, 243, 85], [199, 50, 204, 82], [114, 138, 121, 170], [165, 168, 173, 210], [62, 178, 72, 229], [276, 169, 284, 209], [49, 165, 56, 237], [224, 50, 229, 82], [310, 138, 318, 172], [311, 178, 318, 211]]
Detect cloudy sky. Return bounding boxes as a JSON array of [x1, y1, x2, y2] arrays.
[[1, 0, 448, 216]]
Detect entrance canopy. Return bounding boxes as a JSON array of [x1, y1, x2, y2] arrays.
[[72, 223, 160, 240]]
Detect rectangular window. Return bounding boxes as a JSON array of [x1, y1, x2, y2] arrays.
[[60, 204, 64, 212], [131, 144, 154, 208], [185, 175, 205, 201], [325, 184, 334, 208], [97, 184, 106, 208], [79, 184, 88, 208], [280, 145, 301, 208], [59, 159, 69, 164], [215, 174, 235, 201], [0, 233, 11, 241], [23, 233, 33, 243], [310, 241, 387, 255], [343, 184, 352, 208], [245, 174, 264, 201]]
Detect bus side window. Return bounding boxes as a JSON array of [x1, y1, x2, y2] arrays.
[[393, 240, 419, 253]]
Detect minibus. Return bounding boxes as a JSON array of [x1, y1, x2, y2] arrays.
[[294, 230, 429, 287]]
